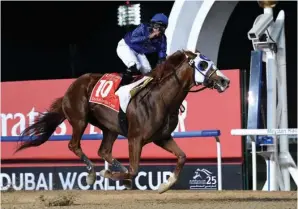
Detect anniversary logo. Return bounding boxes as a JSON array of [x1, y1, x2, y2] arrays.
[[189, 168, 217, 190]]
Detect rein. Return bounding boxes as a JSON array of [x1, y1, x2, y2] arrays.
[[141, 52, 217, 114], [162, 53, 219, 113], [152, 53, 216, 113]]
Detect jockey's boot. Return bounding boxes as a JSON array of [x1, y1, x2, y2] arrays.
[[127, 64, 140, 76], [121, 65, 138, 86]]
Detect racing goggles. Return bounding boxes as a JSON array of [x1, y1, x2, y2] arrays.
[[152, 22, 167, 33]]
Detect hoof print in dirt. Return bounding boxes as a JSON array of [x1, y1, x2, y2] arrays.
[[39, 194, 75, 207]]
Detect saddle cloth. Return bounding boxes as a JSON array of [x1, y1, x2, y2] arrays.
[[89, 73, 153, 113]]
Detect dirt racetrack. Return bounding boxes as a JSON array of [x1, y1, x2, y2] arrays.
[[1, 190, 297, 209]]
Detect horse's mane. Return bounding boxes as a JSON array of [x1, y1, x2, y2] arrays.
[[147, 50, 187, 81], [135, 50, 196, 101]]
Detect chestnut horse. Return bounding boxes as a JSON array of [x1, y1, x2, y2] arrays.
[[15, 50, 230, 193]]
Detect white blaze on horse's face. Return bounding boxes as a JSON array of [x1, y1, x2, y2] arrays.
[[193, 53, 230, 93]]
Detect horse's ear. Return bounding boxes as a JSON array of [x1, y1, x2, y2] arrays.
[[183, 50, 197, 59]]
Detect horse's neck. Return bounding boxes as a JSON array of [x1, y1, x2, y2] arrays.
[[159, 64, 192, 112]]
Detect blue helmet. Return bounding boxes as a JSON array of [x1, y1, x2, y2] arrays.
[[151, 13, 168, 26]]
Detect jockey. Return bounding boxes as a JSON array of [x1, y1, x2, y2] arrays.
[[116, 13, 168, 85]]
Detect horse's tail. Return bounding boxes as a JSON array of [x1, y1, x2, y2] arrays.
[[15, 97, 66, 153]]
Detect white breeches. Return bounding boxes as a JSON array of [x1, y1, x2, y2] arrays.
[[116, 39, 152, 74]]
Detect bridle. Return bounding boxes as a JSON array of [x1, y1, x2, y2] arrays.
[[187, 58, 218, 93], [145, 52, 221, 113], [164, 52, 219, 113], [170, 52, 219, 93]]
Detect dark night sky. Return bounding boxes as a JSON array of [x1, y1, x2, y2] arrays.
[[1, 1, 174, 80], [1, 1, 297, 127]]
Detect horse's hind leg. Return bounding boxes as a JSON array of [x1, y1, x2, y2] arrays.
[[153, 136, 186, 194], [68, 121, 97, 185], [98, 130, 132, 189], [63, 101, 96, 185]]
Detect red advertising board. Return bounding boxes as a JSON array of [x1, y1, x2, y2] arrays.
[[1, 70, 242, 161]]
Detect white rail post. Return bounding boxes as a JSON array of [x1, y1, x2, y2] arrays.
[[104, 161, 109, 190], [251, 135, 257, 190], [215, 136, 222, 190]]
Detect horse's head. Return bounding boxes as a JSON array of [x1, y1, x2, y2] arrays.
[[183, 50, 230, 93]]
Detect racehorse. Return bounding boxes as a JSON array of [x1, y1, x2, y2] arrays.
[[15, 50, 230, 193]]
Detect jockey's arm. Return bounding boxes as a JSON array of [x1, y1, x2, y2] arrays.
[[158, 35, 167, 63], [130, 24, 150, 44]]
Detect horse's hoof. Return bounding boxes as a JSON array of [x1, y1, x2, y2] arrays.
[[86, 172, 96, 185], [158, 183, 169, 194], [99, 169, 111, 178], [123, 179, 133, 190], [158, 174, 177, 194]]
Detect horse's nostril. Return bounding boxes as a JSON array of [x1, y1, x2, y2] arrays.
[[221, 79, 230, 86]]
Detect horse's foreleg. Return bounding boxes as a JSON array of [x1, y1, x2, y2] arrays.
[[153, 137, 186, 194], [100, 136, 143, 187], [98, 130, 132, 189]]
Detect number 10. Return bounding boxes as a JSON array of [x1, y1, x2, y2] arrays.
[[95, 80, 114, 98]]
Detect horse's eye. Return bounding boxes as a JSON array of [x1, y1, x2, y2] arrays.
[[198, 61, 208, 71]]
